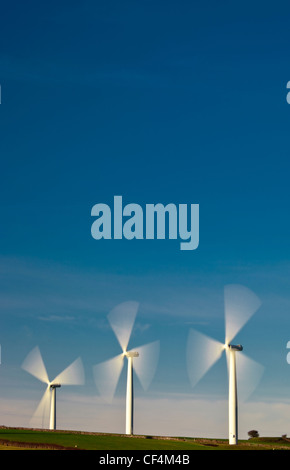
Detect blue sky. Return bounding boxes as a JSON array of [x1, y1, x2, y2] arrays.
[[1, 0, 290, 438]]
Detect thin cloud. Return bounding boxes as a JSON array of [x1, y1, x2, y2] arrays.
[[0, 54, 177, 89]]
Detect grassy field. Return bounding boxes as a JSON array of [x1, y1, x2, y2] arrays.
[[0, 427, 289, 450]]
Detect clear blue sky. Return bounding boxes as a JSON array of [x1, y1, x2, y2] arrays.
[[1, 0, 290, 438]]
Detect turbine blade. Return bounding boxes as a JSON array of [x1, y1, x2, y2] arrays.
[[186, 329, 224, 388], [107, 301, 139, 352], [224, 284, 261, 344], [30, 385, 51, 429], [132, 340, 160, 391], [236, 352, 264, 402], [93, 354, 124, 403], [53, 357, 85, 386], [21, 346, 49, 384]]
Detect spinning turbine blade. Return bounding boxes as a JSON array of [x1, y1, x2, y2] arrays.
[[224, 284, 261, 345], [21, 346, 49, 384], [235, 352, 264, 402], [133, 340, 160, 391], [30, 385, 51, 428], [107, 301, 139, 352], [93, 354, 124, 403], [53, 357, 85, 385], [187, 329, 224, 388]]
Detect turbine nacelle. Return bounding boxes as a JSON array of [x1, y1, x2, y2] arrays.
[[226, 344, 243, 352], [49, 383, 61, 389], [123, 351, 139, 358]]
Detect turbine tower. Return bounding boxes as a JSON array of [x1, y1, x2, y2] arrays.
[[49, 383, 61, 430], [22, 346, 85, 430], [186, 284, 264, 445], [93, 301, 160, 435], [125, 351, 139, 435]]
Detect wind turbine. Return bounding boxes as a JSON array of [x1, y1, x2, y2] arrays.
[[93, 301, 160, 435], [186, 284, 264, 445], [22, 346, 85, 430]]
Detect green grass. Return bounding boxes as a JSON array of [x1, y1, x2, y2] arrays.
[[0, 428, 209, 450], [0, 427, 289, 450]]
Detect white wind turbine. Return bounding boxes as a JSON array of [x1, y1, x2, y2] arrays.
[[93, 301, 160, 435], [22, 346, 85, 430], [186, 284, 264, 445]]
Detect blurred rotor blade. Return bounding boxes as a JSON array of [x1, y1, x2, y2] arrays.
[[107, 301, 139, 352], [236, 351, 264, 402], [187, 329, 224, 389], [21, 346, 49, 384], [93, 354, 124, 403], [53, 357, 85, 386], [133, 340, 160, 391], [224, 284, 261, 345], [30, 385, 51, 429]]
